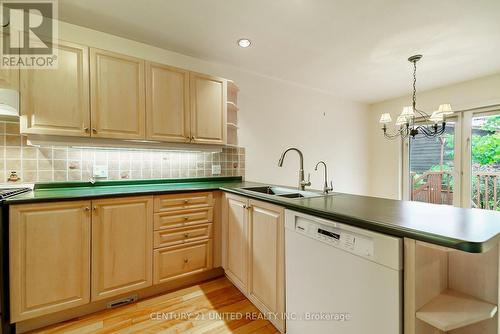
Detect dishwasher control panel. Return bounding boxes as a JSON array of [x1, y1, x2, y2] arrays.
[[295, 217, 374, 258]]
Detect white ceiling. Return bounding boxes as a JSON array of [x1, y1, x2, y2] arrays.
[[58, 0, 500, 103]]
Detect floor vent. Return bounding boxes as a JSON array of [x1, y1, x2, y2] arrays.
[[106, 294, 138, 309]]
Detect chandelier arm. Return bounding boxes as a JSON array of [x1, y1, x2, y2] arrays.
[[414, 108, 430, 119], [382, 125, 411, 139]]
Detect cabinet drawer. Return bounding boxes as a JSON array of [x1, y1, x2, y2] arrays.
[[154, 192, 213, 212], [154, 207, 213, 230], [154, 240, 212, 284], [154, 223, 212, 248]]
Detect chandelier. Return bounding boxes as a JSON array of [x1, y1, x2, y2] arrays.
[[379, 55, 453, 139]]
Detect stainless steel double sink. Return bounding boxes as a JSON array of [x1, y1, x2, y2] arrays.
[[241, 186, 323, 199]]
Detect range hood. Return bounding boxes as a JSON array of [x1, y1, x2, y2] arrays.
[[0, 88, 19, 117]]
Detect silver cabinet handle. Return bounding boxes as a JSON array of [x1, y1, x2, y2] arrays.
[[84, 207, 90, 211], [92, 128, 98, 133]]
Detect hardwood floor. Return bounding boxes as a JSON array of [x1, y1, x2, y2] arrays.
[[30, 277, 279, 334]]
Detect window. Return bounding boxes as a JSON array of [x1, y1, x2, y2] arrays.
[[403, 107, 500, 211]]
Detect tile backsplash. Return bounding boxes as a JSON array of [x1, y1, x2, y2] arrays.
[[0, 121, 245, 184]]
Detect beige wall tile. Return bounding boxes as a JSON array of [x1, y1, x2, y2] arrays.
[[38, 159, 53, 171], [23, 147, 37, 159], [6, 160, 21, 171], [0, 121, 245, 185], [53, 148, 68, 160], [6, 147, 20, 159], [23, 160, 37, 170], [68, 170, 82, 181], [38, 171, 53, 182], [5, 122, 20, 134], [22, 171, 36, 181], [54, 171, 67, 182], [53, 160, 67, 170], [5, 135, 21, 146]]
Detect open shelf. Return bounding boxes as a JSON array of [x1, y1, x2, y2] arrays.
[[227, 126, 238, 147], [227, 81, 239, 105], [226, 80, 239, 147], [227, 80, 239, 92], [416, 289, 498, 331], [227, 101, 239, 110]]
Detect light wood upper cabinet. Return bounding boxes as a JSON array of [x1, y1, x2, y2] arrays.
[[190, 72, 227, 145], [9, 201, 91, 322], [223, 193, 249, 293], [247, 199, 285, 332], [0, 67, 18, 90], [91, 196, 153, 301], [0, 33, 19, 90], [90, 48, 146, 139], [146, 62, 190, 142], [20, 41, 90, 136]]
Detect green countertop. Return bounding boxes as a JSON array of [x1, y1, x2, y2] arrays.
[[5, 176, 500, 253]]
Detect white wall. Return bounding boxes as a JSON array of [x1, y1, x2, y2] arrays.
[[59, 21, 370, 194], [367, 73, 500, 199]]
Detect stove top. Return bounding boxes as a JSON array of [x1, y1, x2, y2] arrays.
[[0, 187, 31, 199]]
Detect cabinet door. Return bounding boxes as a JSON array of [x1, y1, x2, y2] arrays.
[[146, 62, 190, 142], [223, 193, 248, 292], [9, 201, 91, 322], [189, 72, 226, 145], [248, 199, 285, 332], [0, 33, 19, 90], [91, 196, 153, 301], [20, 40, 90, 136], [0, 67, 18, 90], [90, 48, 146, 139]]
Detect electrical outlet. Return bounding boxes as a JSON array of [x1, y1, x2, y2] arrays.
[[93, 164, 108, 178], [212, 164, 221, 175]]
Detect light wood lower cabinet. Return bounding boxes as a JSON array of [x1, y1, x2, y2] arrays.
[[9, 201, 91, 322], [154, 240, 213, 284], [9, 192, 220, 325], [222, 193, 285, 332], [91, 196, 153, 301], [152, 192, 216, 285], [247, 199, 285, 331], [223, 193, 249, 293]]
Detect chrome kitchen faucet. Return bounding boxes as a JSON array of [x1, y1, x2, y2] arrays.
[[278, 147, 311, 191]]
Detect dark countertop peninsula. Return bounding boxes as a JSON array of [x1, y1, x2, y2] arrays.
[[5, 176, 500, 253]]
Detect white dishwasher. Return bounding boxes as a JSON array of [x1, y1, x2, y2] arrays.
[[285, 210, 402, 334]]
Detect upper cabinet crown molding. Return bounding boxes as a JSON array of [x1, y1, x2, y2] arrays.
[[146, 62, 190, 142], [90, 48, 146, 140], [190, 72, 227, 145], [20, 40, 90, 137]]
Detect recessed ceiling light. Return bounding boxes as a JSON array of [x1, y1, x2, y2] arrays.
[[237, 38, 251, 48]]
